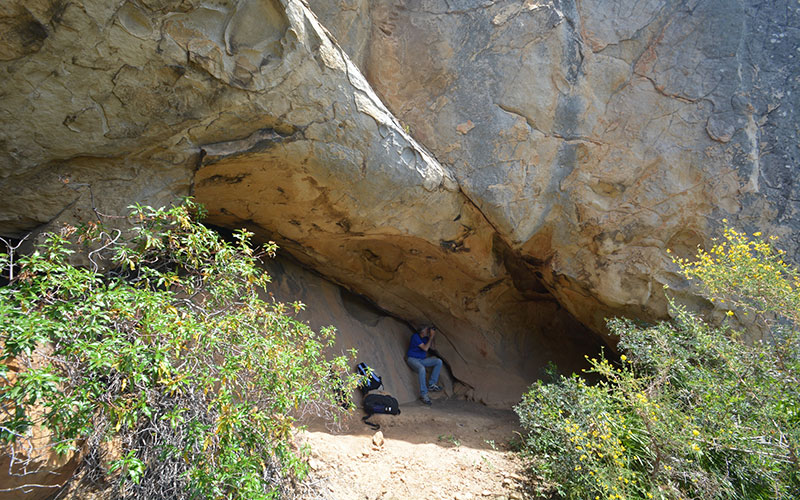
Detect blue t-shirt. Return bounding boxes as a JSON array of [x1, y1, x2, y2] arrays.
[[407, 332, 428, 359]]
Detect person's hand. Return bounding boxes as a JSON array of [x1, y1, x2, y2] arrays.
[[429, 327, 436, 338]]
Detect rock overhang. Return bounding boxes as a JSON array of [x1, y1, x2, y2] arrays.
[[0, 0, 797, 409], [193, 125, 606, 407]]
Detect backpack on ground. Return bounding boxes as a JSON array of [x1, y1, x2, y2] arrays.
[[356, 362, 383, 394], [362, 393, 400, 431]]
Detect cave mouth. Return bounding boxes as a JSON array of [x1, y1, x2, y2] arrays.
[[190, 105, 611, 407], [204, 221, 608, 408]]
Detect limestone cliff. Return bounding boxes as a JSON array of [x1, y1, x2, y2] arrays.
[[313, 0, 800, 331], [1, 0, 798, 417]]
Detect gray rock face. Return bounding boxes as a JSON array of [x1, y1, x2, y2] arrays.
[[316, 0, 800, 331], [1, 0, 798, 418]]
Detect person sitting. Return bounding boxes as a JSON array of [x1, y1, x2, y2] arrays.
[[406, 325, 443, 405]]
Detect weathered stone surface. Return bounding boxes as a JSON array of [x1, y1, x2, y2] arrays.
[[1, 0, 798, 420], [15, 0, 800, 495], [1, 0, 597, 414], [314, 0, 800, 333], [183, 1, 606, 406], [305, 0, 370, 69]]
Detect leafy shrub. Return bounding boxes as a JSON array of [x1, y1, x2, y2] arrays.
[[0, 200, 359, 499], [515, 227, 800, 500]]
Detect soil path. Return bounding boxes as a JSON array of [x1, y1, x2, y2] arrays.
[[299, 396, 529, 500]]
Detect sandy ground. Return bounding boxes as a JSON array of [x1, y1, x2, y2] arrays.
[[299, 394, 530, 500]]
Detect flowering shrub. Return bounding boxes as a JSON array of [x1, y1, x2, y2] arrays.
[[516, 227, 800, 500], [0, 201, 359, 499], [673, 223, 800, 326]]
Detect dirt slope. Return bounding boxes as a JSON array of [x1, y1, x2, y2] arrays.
[[299, 397, 530, 500]]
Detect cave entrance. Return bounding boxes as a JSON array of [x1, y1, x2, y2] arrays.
[[212, 231, 606, 409], [195, 162, 606, 409]]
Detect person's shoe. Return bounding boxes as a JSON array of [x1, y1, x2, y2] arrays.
[[427, 383, 443, 392], [420, 394, 432, 405]]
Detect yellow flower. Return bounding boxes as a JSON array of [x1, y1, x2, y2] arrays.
[[726, 310, 734, 316], [692, 429, 699, 436], [620, 354, 627, 361]]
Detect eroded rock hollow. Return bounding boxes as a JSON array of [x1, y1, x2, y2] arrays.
[[1, 0, 798, 411]]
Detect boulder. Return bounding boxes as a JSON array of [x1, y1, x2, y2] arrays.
[[7, 0, 797, 496], [341, 0, 800, 333], [0, 0, 798, 408]]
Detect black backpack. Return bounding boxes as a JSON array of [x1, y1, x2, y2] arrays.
[[362, 393, 400, 430], [356, 362, 383, 394]]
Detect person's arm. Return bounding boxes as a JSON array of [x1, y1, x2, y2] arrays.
[[418, 327, 436, 351]]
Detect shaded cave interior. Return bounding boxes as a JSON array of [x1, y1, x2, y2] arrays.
[[201, 214, 611, 409]]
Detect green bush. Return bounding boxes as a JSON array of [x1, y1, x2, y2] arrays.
[[0, 200, 359, 499], [515, 227, 800, 500]]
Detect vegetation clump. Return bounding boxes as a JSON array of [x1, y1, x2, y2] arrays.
[[515, 226, 800, 500], [0, 201, 358, 499]]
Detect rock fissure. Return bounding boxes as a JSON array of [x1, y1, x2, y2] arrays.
[[497, 102, 609, 147], [199, 127, 298, 162]]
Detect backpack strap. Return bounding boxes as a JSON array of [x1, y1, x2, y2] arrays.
[[362, 414, 380, 431]]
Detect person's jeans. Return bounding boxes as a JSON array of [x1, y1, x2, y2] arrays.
[[406, 356, 442, 396]]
